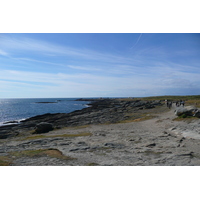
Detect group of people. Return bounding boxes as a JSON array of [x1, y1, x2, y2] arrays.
[[165, 99, 185, 109], [176, 100, 185, 107]]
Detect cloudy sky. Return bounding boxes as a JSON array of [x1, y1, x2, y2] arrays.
[[0, 33, 200, 98]]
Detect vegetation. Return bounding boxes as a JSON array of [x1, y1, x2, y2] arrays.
[[9, 148, 74, 160], [19, 132, 92, 141], [86, 162, 99, 166], [0, 148, 75, 166], [119, 95, 200, 106], [135, 95, 200, 101], [0, 156, 12, 166], [173, 114, 198, 121]]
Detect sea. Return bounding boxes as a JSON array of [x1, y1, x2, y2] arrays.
[[0, 98, 90, 126]]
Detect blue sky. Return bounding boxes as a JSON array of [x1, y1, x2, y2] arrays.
[[0, 33, 200, 98]]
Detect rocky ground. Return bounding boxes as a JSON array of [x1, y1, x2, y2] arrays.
[[0, 99, 200, 166]]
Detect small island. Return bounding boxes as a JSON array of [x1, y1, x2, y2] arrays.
[[35, 102, 58, 104]]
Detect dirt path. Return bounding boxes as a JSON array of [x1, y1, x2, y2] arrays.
[[1, 105, 200, 166]]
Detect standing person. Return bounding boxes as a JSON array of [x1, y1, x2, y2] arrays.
[[182, 100, 185, 107]]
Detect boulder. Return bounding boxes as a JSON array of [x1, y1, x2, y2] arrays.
[[193, 110, 200, 118], [175, 106, 198, 117], [34, 122, 53, 134]]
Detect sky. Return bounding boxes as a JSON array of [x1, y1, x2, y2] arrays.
[[0, 33, 200, 98]]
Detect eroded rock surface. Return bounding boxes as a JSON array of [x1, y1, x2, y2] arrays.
[[0, 102, 200, 166]]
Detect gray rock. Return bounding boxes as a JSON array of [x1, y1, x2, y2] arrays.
[[194, 110, 200, 118], [77, 141, 88, 146], [34, 122, 53, 134], [174, 106, 198, 117], [146, 143, 156, 147], [104, 143, 124, 148]]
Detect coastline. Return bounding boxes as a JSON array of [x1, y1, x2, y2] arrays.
[[0, 98, 90, 127], [0, 98, 163, 139], [1, 97, 200, 166]]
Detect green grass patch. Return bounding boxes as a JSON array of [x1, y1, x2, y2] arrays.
[[0, 148, 75, 166], [9, 148, 75, 161], [118, 95, 200, 105], [136, 95, 200, 101], [19, 132, 92, 141], [72, 125, 90, 129], [173, 115, 198, 122], [86, 162, 99, 166]]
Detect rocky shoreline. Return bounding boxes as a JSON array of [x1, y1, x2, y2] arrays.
[[1, 98, 200, 166], [0, 98, 163, 139]]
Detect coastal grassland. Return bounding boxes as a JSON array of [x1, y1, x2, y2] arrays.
[[119, 95, 200, 104], [185, 99, 200, 107], [0, 148, 75, 166], [18, 131, 92, 141], [135, 95, 200, 102], [173, 115, 199, 122]]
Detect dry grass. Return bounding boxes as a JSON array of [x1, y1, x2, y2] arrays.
[[86, 162, 99, 166], [0, 156, 12, 166], [18, 132, 92, 141], [118, 115, 155, 124], [185, 99, 200, 107], [173, 116, 199, 122], [119, 95, 200, 104], [0, 148, 75, 165]]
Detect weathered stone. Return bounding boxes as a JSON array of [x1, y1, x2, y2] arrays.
[[34, 122, 53, 134], [0, 98, 166, 140], [77, 141, 88, 146], [175, 106, 198, 117], [146, 143, 156, 147]]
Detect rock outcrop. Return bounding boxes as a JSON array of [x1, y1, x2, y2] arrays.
[[175, 106, 199, 117], [34, 122, 54, 134], [0, 99, 163, 139]]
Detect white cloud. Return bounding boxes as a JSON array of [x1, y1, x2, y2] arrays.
[[0, 49, 8, 56], [67, 65, 101, 71], [0, 35, 133, 64], [0, 35, 200, 97]]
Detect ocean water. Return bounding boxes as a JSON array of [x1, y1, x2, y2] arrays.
[[0, 98, 90, 125]]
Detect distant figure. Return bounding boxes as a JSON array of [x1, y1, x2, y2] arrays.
[[180, 100, 185, 107], [176, 101, 179, 107], [165, 99, 168, 107], [167, 101, 172, 109]]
